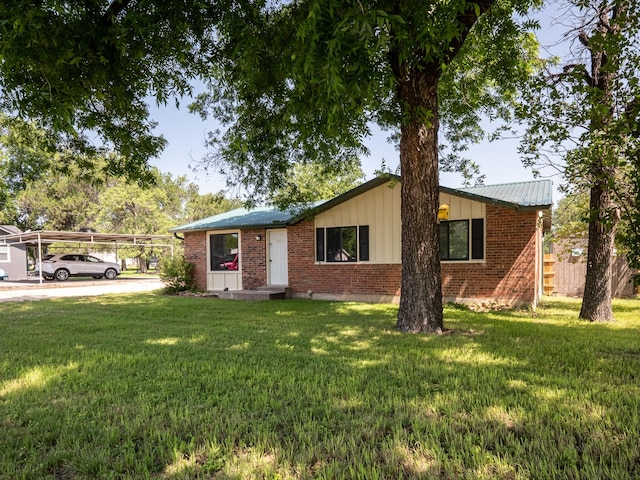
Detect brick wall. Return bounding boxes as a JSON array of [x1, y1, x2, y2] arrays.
[[288, 220, 402, 301], [241, 229, 267, 289], [441, 206, 539, 304], [183, 231, 207, 290], [287, 208, 539, 305]]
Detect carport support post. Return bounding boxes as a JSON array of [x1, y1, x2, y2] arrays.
[[37, 232, 43, 284]]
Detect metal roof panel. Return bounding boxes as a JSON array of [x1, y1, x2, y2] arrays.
[[456, 179, 553, 209], [171, 206, 295, 232]]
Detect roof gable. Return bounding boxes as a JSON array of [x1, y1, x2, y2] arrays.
[[171, 176, 553, 232]]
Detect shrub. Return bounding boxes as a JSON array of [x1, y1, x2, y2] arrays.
[[159, 255, 195, 293]]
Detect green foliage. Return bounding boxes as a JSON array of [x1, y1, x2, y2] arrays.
[[1, 135, 239, 236], [184, 192, 243, 224], [0, 2, 220, 181], [269, 160, 365, 207], [517, 0, 640, 319], [159, 255, 195, 293], [517, 0, 640, 193], [550, 190, 590, 245], [0, 295, 639, 478], [192, 0, 539, 203]]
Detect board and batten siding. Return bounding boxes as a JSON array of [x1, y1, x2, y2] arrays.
[[315, 182, 402, 263], [438, 193, 486, 221], [314, 182, 486, 264]]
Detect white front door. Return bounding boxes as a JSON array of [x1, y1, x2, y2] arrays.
[[268, 229, 288, 285]]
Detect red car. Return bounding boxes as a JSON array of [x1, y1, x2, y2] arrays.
[[219, 254, 238, 271]]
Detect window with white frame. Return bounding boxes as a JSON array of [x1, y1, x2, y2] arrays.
[[0, 244, 8, 262], [209, 232, 240, 271]]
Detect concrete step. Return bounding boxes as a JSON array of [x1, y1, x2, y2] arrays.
[[216, 288, 288, 301]]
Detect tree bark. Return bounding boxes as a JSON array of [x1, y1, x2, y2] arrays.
[[579, 178, 618, 321], [395, 67, 444, 333]]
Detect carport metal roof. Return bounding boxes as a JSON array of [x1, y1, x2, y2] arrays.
[[0, 230, 174, 247], [1, 230, 175, 285]]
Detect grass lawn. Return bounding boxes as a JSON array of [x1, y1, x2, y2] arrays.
[[1, 294, 639, 479]]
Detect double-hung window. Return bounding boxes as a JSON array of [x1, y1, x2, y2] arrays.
[[0, 245, 8, 262], [316, 226, 369, 263], [440, 219, 484, 261]]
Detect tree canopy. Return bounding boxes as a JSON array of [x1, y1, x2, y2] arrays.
[[0, 1, 219, 182], [192, 0, 539, 332]]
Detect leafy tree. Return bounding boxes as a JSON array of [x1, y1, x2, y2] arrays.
[[0, 1, 219, 182], [269, 160, 365, 206], [184, 190, 244, 223], [1, 1, 539, 333], [518, 0, 640, 321], [550, 190, 590, 252], [192, 0, 538, 333]]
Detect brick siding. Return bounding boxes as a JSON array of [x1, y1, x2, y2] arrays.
[[183, 231, 207, 290], [241, 229, 267, 289]]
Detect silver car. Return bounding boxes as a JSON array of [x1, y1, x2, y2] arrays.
[[40, 254, 121, 281]]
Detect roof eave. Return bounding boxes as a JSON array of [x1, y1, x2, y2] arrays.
[[440, 186, 552, 211], [171, 221, 290, 233]]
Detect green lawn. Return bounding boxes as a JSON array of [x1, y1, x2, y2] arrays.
[[1, 294, 639, 479]]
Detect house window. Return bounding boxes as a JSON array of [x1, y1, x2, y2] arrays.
[[0, 245, 8, 262], [316, 226, 370, 262], [440, 219, 485, 261], [209, 233, 239, 271]]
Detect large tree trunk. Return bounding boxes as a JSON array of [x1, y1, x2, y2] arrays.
[[579, 180, 618, 321], [578, 3, 622, 322], [395, 68, 444, 334]]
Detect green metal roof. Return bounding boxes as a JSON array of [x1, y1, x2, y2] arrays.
[[457, 179, 553, 210], [171, 206, 296, 232], [171, 177, 553, 232]]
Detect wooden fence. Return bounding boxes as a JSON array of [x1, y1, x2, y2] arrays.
[[544, 253, 637, 298]]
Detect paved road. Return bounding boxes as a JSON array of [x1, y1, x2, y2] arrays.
[[0, 276, 163, 302]]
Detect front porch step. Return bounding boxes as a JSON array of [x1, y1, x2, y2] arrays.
[[215, 287, 289, 301]]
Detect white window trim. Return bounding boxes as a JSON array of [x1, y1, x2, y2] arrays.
[[207, 230, 241, 273], [0, 244, 10, 263]]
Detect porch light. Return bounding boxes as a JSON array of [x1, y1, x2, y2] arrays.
[[255, 234, 262, 241]]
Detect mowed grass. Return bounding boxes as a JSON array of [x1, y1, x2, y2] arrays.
[[1, 294, 639, 479]]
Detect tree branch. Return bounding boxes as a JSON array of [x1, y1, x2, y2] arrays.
[[101, 0, 132, 25], [547, 63, 593, 86]]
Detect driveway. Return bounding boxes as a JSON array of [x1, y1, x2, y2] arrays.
[[0, 276, 163, 302]]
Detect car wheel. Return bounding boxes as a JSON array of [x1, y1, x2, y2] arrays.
[[92, 275, 103, 279], [104, 268, 118, 280], [55, 269, 70, 281]]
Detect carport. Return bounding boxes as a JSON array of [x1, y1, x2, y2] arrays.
[[0, 230, 174, 284]]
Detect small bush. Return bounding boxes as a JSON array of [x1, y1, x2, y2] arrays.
[[159, 255, 195, 293]]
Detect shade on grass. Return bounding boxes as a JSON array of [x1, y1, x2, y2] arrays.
[[0, 295, 639, 479]]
